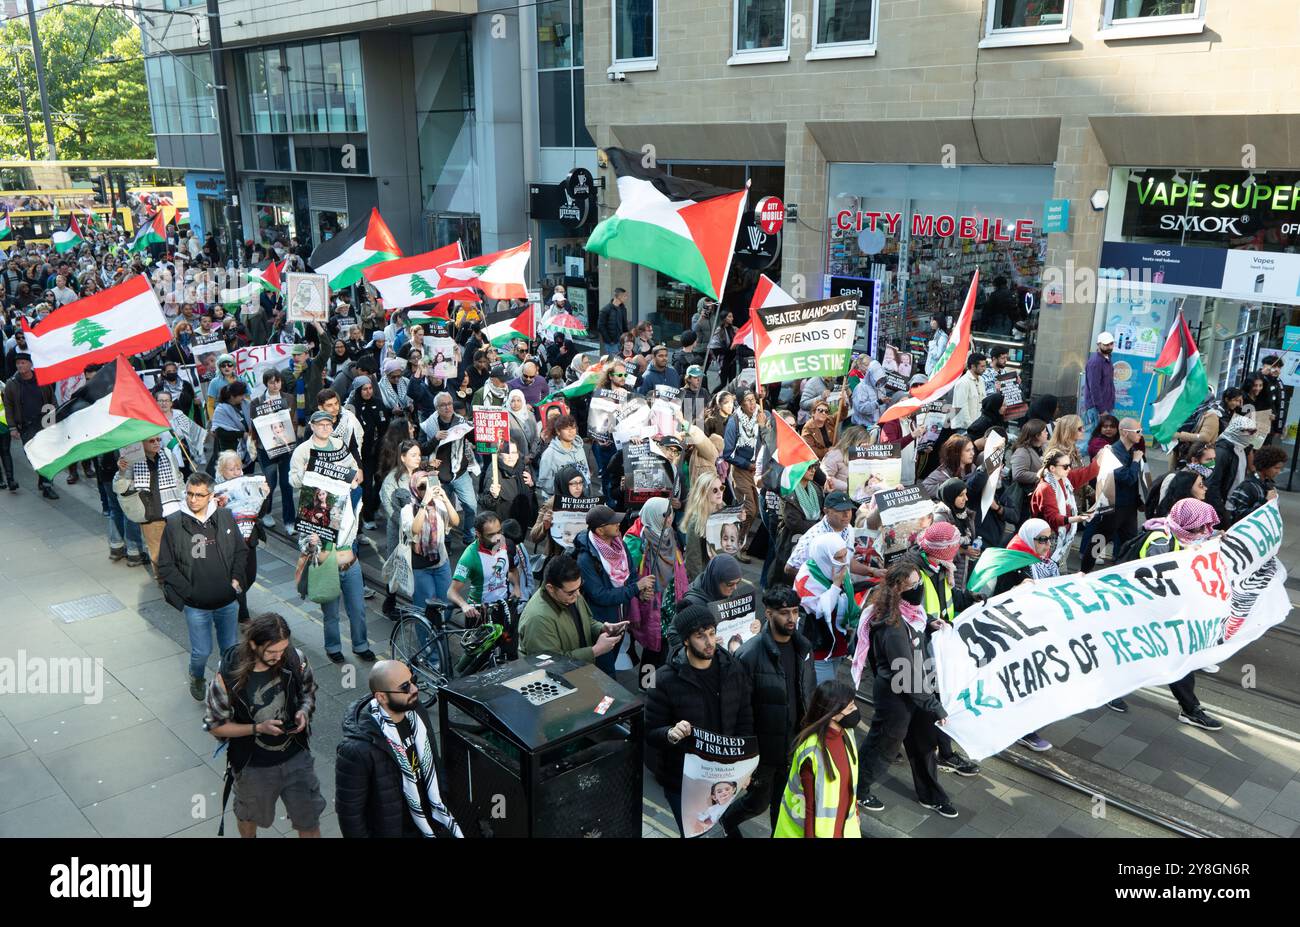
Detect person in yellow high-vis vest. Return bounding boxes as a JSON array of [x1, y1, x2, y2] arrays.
[[774, 680, 861, 838], [0, 391, 15, 491]]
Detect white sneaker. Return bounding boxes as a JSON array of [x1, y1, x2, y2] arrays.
[[261, 515, 275, 528], [1201, 663, 1220, 674]]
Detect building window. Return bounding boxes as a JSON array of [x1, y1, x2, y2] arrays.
[[611, 0, 655, 69], [981, 0, 1072, 47], [733, 0, 789, 57], [414, 31, 478, 220], [539, 0, 593, 149], [145, 54, 216, 135], [237, 36, 365, 136], [808, 0, 877, 59], [1109, 0, 1199, 19], [1100, 0, 1205, 37]]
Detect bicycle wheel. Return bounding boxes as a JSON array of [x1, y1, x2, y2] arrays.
[[390, 616, 449, 707]]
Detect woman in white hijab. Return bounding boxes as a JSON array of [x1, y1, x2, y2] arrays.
[[794, 533, 856, 683], [507, 389, 539, 463]]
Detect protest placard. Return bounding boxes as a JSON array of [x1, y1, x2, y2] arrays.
[[252, 398, 296, 459], [234, 343, 294, 398], [296, 469, 350, 544], [706, 506, 746, 557], [708, 588, 762, 654], [883, 343, 913, 380], [587, 388, 624, 443], [624, 440, 672, 505], [875, 485, 934, 563], [191, 333, 225, 367], [552, 495, 602, 550], [979, 429, 1006, 521], [473, 406, 510, 454], [996, 371, 1028, 419], [755, 295, 857, 384], [847, 443, 901, 501], [682, 730, 760, 838], [214, 475, 270, 539], [286, 273, 329, 324]]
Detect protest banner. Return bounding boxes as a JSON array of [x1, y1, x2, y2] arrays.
[[625, 440, 672, 505], [931, 501, 1288, 760], [979, 429, 1006, 522], [233, 343, 294, 398], [473, 406, 510, 454], [651, 384, 683, 436], [755, 295, 857, 385], [587, 388, 624, 443], [706, 506, 746, 557], [214, 475, 270, 539], [192, 333, 226, 367], [708, 587, 762, 654], [883, 343, 913, 380], [847, 443, 901, 501], [736, 356, 758, 390], [996, 371, 1028, 419], [875, 485, 934, 563], [251, 398, 296, 459], [552, 495, 602, 550], [682, 730, 760, 838], [612, 397, 654, 448], [285, 273, 329, 324]]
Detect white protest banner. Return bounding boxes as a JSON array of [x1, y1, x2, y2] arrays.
[[706, 505, 746, 557], [979, 429, 1006, 522], [587, 388, 624, 443], [708, 588, 762, 654], [847, 443, 901, 501], [552, 495, 601, 550], [234, 343, 294, 398], [650, 384, 682, 436], [931, 501, 1287, 760], [875, 485, 934, 563], [286, 273, 329, 324], [252, 399, 296, 459], [612, 399, 654, 449], [681, 730, 760, 838], [214, 475, 269, 539]]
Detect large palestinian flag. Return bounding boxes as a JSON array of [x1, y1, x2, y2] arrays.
[[0, 211, 12, 240], [772, 411, 819, 495], [128, 212, 166, 253], [52, 215, 85, 253], [1149, 309, 1209, 448], [22, 275, 171, 385], [878, 271, 978, 425], [539, 358, 608, 404], [484, 304, 536, 348], [965, 534, 1041, 592], [436, 241, 531, 300], [586, 148, 748, 301], [362, 241, 464, 308], [25, 358, 170, 478], [309, 207, 402, 291]]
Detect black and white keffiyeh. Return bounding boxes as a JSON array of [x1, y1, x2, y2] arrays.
[[368, 698, 462, 838]]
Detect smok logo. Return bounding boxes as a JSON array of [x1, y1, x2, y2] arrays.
[[49, 858, 151, 907], [1159, 214, 1249, 235]]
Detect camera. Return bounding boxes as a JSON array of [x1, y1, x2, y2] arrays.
[[608, 71, 627, 82]]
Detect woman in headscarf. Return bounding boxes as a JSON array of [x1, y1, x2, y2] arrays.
[[774, 460, 825, 573], [625, 496, 690, 675], [966, 393, 1007, 445], [529, 464, 587, 558], [679, 552, 744, 613], [479, 439, 538, 534], [1029, 448, 1101, 566], [794, 535, 858, 684], [506, 388, 539, 463], [932, 477, 977, 589], [1026, 394, 1058, 434], [1205, 414, 1257, 522]]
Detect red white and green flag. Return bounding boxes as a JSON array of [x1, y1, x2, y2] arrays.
[[772, 411, 819, 495], [733, 274, 795, 353], [25, 358, 170, 478], [362, 241, 464, 308], [21, 275, 172, 384], [484, 303, 537, 348], [248, 258, 284, 294], [965, 534, 1042, 592], [539, 357, 608, 404], [52, 215, 85, 253], [309, 207, 402, 291], [1149, 309, 1209, 448], [128, 212, 167, 253], [585, 147, 748, 301], [0, 211, 11, 240], [436, 241, 531, 300], [878, 271, 979, 425]]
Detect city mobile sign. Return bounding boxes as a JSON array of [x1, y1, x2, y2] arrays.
[[834, 209, 1036, 242]]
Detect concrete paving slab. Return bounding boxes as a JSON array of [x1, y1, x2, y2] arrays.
[[91, 627, 186, 673], [0, 791, 100, 838], [83, 764, 226, 838], [0, 750, 64, 814], [44, 720, 200, 807], [15, 690, 155, 757]]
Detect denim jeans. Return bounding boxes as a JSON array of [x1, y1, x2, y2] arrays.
[[443, 471, 477, 543], [100, 482, 143, 555], [185, 601, 240, 678], [321, 560, 370, 655], [259, 452, 296, 523], [412, 561, 453, 616]]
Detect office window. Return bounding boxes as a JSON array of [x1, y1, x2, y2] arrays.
[[612, 0, 655, 65], [538, 0, 574, 70], [145, 54, 215, 135], [240, 37, 365, 136], [539, 71, 574, 148], [810, 0, 876, 55], [539, 0, 592, 149], [990, 0, 1068, 30], [734, 0, 788, 53]]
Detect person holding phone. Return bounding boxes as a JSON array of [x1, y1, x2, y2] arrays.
[[519, 555, 629, 666], [401, 470, 460, 617], [574, 505, 656, 676]]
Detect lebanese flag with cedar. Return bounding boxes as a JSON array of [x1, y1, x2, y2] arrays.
[[436, 241, 532, 300], [363, 241, 465, 309], [21, 275, 171, 384], [878, 271, 979, 425]]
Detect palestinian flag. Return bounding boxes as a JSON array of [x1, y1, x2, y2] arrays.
[[24, 358, 170, 478], [128, 212, 166, 253], [362, 241, 463, 308], [52, 216, 85, 254], [249, 258, 284, 294], [309, 207, 402, 291], [879, 271, 978, 425], [484, 304, 536, 349], [22, 275, 171, 384], [0, 211, 11, 240], [539, 358, 607, 404], [773, 412, 818, 495], [733, 274, 795, 352], [437, 241, 531, 300], [966, 535, 1041, 592], [407, 307, 450, 327], [1149, 310, 1209, 449], [586, 147, 748, 301]]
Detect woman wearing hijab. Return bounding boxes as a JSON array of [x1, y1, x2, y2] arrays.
[[678, 551, 744, 614], [1108, 499, 1224, 729], [1026, 394, 1058, 433], [529, 464, 587, 558], [1205, 414, 1257, 523], [966, 393, 1007, 445], [506, 388, 539, 463], [774, 461, 825, 573], [932, 478, 977, 589], [795, 535, 857, 684], [625, 496, 690, 675], [479, 440, 538, 534]]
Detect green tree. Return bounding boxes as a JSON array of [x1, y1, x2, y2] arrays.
[[409, 274, 437, 300], [0, 7, 152, 160], [72, 318, 110, 350]]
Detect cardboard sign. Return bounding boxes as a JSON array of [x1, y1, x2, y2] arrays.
[[552, 494, 602, 550], [847, 443, 902, 500], [625, 440, 672, 505], [875, 485, 934, 563], [286, 273, 330, 323], [997, 371, 1028, 419], [473, 406, 510, 454], [251, 398, 296, 459], [708, 589, 761, 654]]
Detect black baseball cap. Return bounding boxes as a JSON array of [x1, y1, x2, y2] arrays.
[[824, 491, 855, 511], [585, 505, 622, 530], [489, 364, 509, 381]]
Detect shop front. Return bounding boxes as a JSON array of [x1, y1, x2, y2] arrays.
[[183, 173, 226, 244], [1094, 167, 1299, 448], [824, 163, 1054, 393], [530, 167, 598, 330]]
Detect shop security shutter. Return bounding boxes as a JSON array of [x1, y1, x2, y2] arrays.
[[308, 181, 347, 212]]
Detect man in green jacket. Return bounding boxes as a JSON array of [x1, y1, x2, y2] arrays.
[[519, 556, 628, 664]]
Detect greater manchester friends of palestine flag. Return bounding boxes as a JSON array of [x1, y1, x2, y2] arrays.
[[772, 412, 818, 495], [1149, 309, 1209, 449], [22, 275, 171, 385], [363, 241, 464, 309], [878, 271, 979, 426], [753, 295, 856, 385], [25, 358, 170, 478], [484, 304, 536, 348], [586, 147, 748, 302], [309, 207, 402, 291]]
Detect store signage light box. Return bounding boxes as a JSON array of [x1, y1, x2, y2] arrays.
[[833, 210, 1036, 243]]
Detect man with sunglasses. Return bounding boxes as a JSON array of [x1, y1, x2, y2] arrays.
[[507, 359, 546, 408], [337, 660, 463, 837], [156, 472, 248, 701]]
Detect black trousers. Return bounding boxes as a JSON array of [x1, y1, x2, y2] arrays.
[[857, 675, 949, 807], [18, 430, 51, 489], [0, 432, 13, 484], [718, 763, 785, 835], [1169, 672, 1199, 714]]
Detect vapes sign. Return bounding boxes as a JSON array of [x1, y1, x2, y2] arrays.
[[833, 210, 1036, 243]]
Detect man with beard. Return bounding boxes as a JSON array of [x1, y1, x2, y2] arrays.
[[1083, 331, 1116, 419], [644, 603, 755, 835], [335, 660, 463, 837], [205, 612, 325, 837]]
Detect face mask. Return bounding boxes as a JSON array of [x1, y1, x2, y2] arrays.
[[837, 709, 862, 730], [901, 586, 925, 606], [164, 371, 178, 382]]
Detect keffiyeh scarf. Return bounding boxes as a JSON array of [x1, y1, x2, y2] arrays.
[[368, 699, 462, 838]]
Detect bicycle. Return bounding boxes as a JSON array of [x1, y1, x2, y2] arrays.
[[454, 599, 519, 677], [388, 603, 484, 708]]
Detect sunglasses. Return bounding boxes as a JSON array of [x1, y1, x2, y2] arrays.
[[612, 373, 626, 379], [1035, 535, 1052, 543], [380, 678, 419, 694]]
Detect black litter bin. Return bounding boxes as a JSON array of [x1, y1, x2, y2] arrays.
[[438, 654, 644, 837]]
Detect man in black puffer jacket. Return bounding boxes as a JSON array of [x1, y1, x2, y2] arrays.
[[644, 603, 754, 836], [720, 585, 815, 835], [335, 661, 463, 838]]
